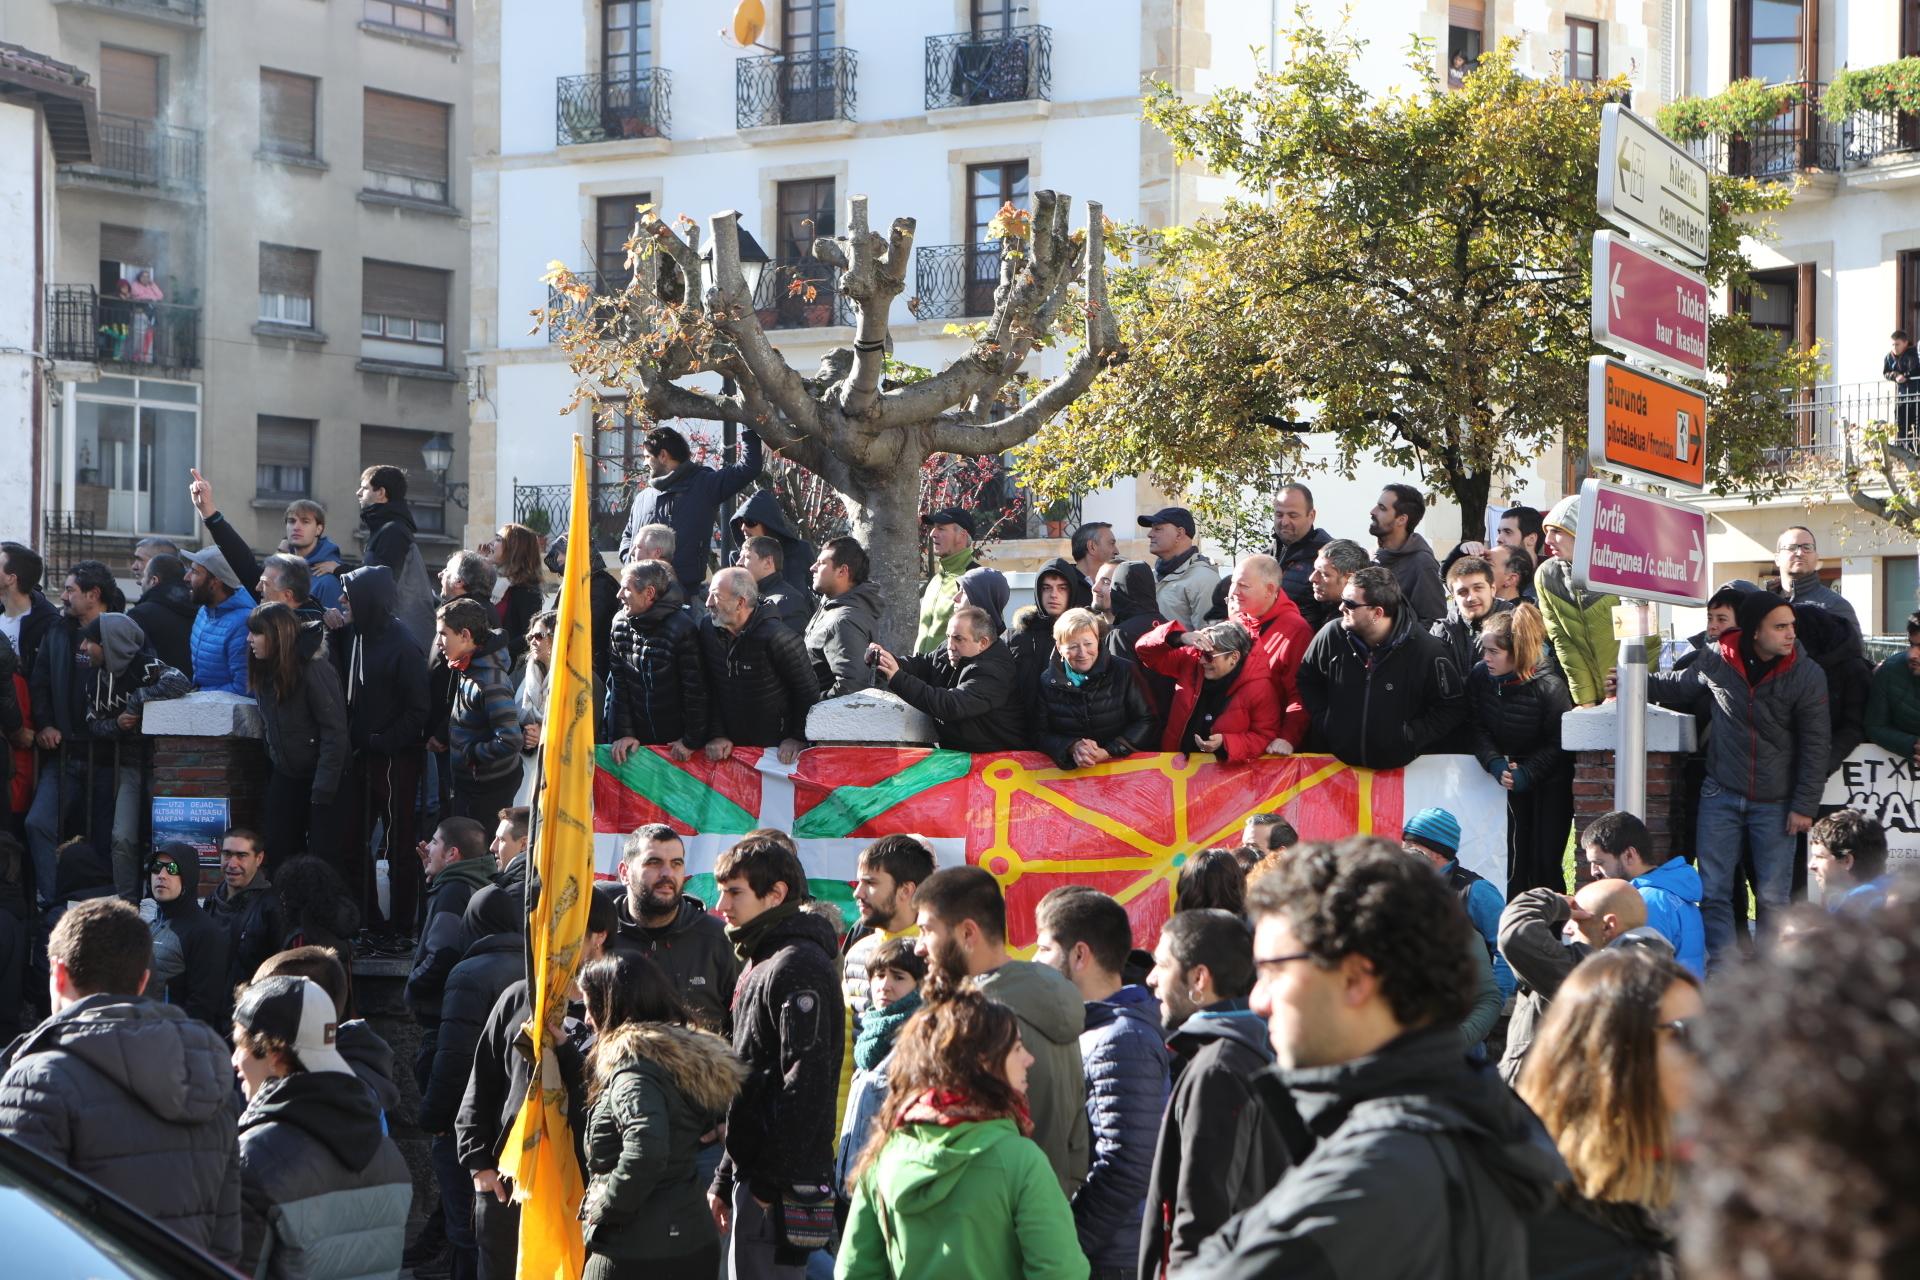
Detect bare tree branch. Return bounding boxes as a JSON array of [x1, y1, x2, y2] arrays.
[[819, 196, 915, 418], [703, 210, 823, 437]]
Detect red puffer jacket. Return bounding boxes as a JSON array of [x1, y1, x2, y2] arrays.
[[1135, 620, 1282, 762]]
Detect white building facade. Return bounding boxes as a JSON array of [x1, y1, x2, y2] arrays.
[[471, 1, 1676, 564]]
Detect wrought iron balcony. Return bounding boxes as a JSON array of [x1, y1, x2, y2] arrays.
[[546, 270, 628, 343], [65, 111, 204, 189], [555, 69, 672, 146], [1684, 82, 1842, 180], [736, 49, 857, 129], [1841, 104, 1920, 168], [925, 26, 1052, 111], [913, 243, 1004, 320], [46, 284, 202, 371], [752, 258, 854, 329]]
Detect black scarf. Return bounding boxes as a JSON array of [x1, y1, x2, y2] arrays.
[[724, 898, 802, 965]]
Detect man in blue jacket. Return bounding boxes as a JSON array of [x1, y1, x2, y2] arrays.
[[1034, 887, 1169, 1280], [1579, 809, 1707, 978], [618, 425, 763, 600], [183, 547, 254, 695]]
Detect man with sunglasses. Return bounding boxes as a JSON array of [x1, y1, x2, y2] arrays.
[[1295, 566, 1466, 769], [1186, 840, 1565, 1278]]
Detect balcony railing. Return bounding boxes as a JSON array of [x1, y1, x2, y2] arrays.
[[515, 479, 630, 548], [913, 242, 1004, 320], [555, 69, 673, 146], [1842, 104, 1920, 168], [1679, 81, 1920, 179], [736, 48, 857, 129], [752, 258, 855, 329], [925, 26, 1052, 111], [71, 111, 204, 188], [45, 284, 202, 371], [546, 270, 623, 342], [1763, 380, 1911, 473]]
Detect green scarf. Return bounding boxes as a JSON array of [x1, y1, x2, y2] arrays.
[[724, 898, 803, 965], [854, 990, 923, 1071]]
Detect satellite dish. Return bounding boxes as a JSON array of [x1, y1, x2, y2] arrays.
[[727, 0, 765, 48]]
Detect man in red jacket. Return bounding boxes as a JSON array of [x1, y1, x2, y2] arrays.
[[1225, 555, 1312, 755]]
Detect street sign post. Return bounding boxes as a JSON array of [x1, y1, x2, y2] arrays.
[[1597, 102, 1710, 266], [1587, 356, 1708, 490], [1591, 230, 1709, 378], [1571, 479, 1710, 607]]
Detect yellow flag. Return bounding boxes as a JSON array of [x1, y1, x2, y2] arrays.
[[501, 434, 594, 1280]]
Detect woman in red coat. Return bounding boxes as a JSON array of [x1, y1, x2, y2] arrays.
[[1135, 619, 1281, 762]]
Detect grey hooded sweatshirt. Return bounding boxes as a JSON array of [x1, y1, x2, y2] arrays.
[[973, 958, 1090, 1196]]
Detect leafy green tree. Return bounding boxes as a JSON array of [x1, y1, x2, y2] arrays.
[[1017, 18, 1822, 544]]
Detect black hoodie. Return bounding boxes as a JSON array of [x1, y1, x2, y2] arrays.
[[129, 579, 197, 679], [419, 885, 526, 1132], [149, 841, 233, 1031], [729, 487, 818, 604], [1792, 601, 1870, 773], [1008, 556, 1092, 699], [339, 566, 429, 753], [1187, 1026, 1566, 1279], [359, 498, 437, 652], [1107, 559, 1174, 716], [603, 888, 740, 1033]]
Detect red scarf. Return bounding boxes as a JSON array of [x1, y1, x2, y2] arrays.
[[897, 1087, 1032, 1137], [447, 651, 473, 673]]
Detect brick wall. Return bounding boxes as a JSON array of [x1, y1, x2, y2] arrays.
[[1570, 749, 1690, 883], [149, 735, 270, 832]]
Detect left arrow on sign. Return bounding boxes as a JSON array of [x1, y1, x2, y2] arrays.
[[1610, 263, 1625, 321]]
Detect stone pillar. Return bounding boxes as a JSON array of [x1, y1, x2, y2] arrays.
[[806, 689, 938, 748], [1561, 703, 1698, 878], [143, 692, 271, 833]]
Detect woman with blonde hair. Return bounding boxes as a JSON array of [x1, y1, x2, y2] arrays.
[[1031, 607, 1155, 771], [837, 990, 1086, 1279], [1468, 601, 1574, 893], [1520, 947, 1703, 1277]]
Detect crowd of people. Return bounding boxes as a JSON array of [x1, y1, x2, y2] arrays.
[[0, 428, 1912, 1278]]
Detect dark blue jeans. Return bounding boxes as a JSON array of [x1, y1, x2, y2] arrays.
[[430, 1132, 477, 1268], [1695, 777, 1794, 966]]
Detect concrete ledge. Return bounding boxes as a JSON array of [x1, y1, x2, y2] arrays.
[[1562, 701, 1697, 753], [807, 689, 936, 746], [143, 690, 264, 739]]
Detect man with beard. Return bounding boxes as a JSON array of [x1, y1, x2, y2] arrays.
[[1140, 908, 1289, 1279], [182, 547, 253, 695], [1272, 485, 1334, 631], [618, 425, 764, 600], [835, 835, 933, 1132], [914, 865, 1089, 1196], [604, 824, 738, 1032], [1367, 484, 1446, 626]]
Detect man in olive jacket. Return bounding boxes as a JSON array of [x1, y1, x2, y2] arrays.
[[915, 866, 1090, 1196], [872, 606, 1025, 752], [0, 898, 242, 1266]]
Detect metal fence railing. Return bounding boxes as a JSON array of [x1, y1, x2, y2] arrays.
[[41, 511, 100, 586], [1684, 82, 1920, 179], [735, 48, 857, 129], [751, 257, 855, 329], [85, 111, 203, 188], [45, 284, 202, 371], [555, 69, 673, 146], [1762, 380, 1912, 473], [924, 26, 1052, 111], [913, 242, 1003, 320]]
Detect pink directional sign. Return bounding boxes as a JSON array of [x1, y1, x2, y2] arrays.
[[1591, 231, 1708, 379], [1571, 479, 1709, 607]]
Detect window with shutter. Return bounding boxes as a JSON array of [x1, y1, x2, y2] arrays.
[[360, 425, 446, 532], [261, 70, 319, 158], [361, 260, 449, 366], [260, 245, 318, 328], [100, 48, 162, 120], [1566, 19, 1600, 83], [596, 193, 651, 285], [363, 89, 451, 204], [257, 417, 315, 499], [1446, 2, 1484, 87], [363, 0, 454, 40]]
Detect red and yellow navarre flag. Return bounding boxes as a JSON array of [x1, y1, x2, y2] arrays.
[[500, 434, 595, 1279]]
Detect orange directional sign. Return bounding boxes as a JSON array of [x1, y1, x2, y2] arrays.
[[1587, 355, 1707, 490]]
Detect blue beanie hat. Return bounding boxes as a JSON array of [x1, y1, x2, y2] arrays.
[[1402, 807, 1461, 857]]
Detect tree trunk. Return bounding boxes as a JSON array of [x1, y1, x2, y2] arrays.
[[840, 450, 930, 655], [1446, 467, 1493, 541]]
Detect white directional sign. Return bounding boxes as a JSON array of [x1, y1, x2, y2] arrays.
[[1597, 103, 1710, 267]]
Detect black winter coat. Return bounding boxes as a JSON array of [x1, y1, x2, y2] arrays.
[[606, 600, 709, 749], [1296, 612, 1468, 770], [457, 977, 588, 1174], [1469, 665, 1573, 787], [28, 614, 88, 740], [1032, 651, 1156, 770], [1107, 560, 1174, 718], [0, 877, 29, 1044], [1276, 527, 1334, 632], [1526, 1191, 1676, 1280], [130, 580, 197, 680], [254, 652, 351, 800], [0, 995, 242, 1264], [716, 908, 844, 1198], [730, 487, 818, 605], [603, 890, 740, 1034], [204, 878, 287, 996], [697, 606, 819, 747], [405, 859, 498, 1026], [361, 499, 438, 653], [1006, 605, 1062, 702], [1648, 632, 1830, 815], [621, 433, 764, 591], [154, 893, 234, 1031], [1140, 1003, 1294, 1279], [1795, 602, 1871, 773], [419, 931, 526, 1133], [886, 639, 1027, 752], [339, 566, 429, 753]]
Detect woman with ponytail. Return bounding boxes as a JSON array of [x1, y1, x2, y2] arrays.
[[836, 990, 1086, 1280], [1470, 602, 1575, 895]]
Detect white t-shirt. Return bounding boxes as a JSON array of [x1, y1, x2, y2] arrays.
[[0, 608, 22, 657]]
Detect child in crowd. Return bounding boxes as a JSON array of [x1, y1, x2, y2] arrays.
[[835, 937, 927, 1200]]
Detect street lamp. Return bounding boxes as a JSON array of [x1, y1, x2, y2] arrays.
[[421, 431, 468, 510], [698, 218, 773, 476]]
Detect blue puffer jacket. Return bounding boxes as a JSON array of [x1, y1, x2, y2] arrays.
[[1633, 857, 1707, 979], [190, 587, 256, 694], [1074, 984, 1170, 1271]]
